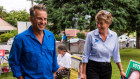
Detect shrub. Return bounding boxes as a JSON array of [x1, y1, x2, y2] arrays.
[[0, 30, 17, 42], [54, 34, 62, 41], [9, 30, 17, 36], [0, 33, 14, 42], [76, 32, 86, 39]]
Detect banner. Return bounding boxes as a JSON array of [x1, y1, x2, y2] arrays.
[[0, 50, 5, 57], [125, 60, 140, 79], [70, 54, 82, 79]]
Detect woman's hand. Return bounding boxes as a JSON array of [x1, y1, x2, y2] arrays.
[[80, 73, 87, 79], [120, 71, 126, 79]]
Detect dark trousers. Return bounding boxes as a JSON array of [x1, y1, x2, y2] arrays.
[[86, 60, 112, 79]]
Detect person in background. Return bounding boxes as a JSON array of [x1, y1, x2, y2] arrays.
[[61, 32, 67, 43], [8, 4, 59, 79], [81, 10, 126, 79], [54, 44, 71, 79]]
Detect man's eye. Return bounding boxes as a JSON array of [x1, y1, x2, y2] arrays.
[[38, 18, 42, 20]]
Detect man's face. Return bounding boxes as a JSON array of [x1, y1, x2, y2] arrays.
[[30, 9, 47, 31]]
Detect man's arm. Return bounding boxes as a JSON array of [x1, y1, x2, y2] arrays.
[[8, 36, 23, 78], [52, 38, 59, 73]]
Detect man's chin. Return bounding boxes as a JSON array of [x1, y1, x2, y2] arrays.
[[39, 27, 45, 30]]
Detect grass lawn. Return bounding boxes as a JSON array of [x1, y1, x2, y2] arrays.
[[0, 72, 16, 79], [1, 48, 140, 79], [111, 48, 140, 79]]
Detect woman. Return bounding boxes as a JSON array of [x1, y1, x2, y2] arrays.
[[81, 10, 126, 79], [55, 44, 71, 79], [61, 32, 67, 43]]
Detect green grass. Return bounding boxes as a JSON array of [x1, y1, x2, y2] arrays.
[[1, 48, 140, 79], [111, 48, 140, 79], [1, 72, 16, 79]]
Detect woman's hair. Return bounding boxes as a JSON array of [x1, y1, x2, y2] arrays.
[[95, 10, 113, 24], [57, 44, 72, 54]]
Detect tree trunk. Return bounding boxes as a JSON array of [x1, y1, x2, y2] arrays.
[[89, 17, 96, 31], [136, 31, 140, 49]]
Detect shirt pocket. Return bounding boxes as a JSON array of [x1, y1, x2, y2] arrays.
[[47, 46, 54, 56], [23, 48, 39, 70]]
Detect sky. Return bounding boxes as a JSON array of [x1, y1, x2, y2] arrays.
[[0, 0, 35, 13]]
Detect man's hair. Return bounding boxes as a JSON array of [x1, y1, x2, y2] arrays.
[[95, 10, 113, 24], [30, 4, 47, 17]]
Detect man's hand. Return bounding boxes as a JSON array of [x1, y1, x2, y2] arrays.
[[17, 76, 24, 79]]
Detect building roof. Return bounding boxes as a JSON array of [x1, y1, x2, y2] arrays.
[[62, 29, 88, 37], [0, 18, 17, 32]]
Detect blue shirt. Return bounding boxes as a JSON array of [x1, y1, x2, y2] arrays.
[[8, 26, 59, 79], [62, 35, 67, 41], [82, 29, 121, 63]]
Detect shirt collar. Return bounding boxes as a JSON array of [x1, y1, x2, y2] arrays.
[[94, 28, 113, 37], [25, 26, 51, 38]]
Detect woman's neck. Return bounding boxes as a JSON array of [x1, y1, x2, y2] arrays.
[[99, 29, 108, 42]]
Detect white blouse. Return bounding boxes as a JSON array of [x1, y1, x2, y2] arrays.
[[57, 52, 71, 68]]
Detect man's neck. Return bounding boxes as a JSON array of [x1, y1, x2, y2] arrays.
[[32, 26, 44, 44]]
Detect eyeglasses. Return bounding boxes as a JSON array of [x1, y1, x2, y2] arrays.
[[101, 10, 110, 14]]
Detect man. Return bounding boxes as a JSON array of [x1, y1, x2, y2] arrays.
[[8, 4, 59, 79]]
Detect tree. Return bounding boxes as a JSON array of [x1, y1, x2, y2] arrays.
[[37, 0, 140, 48], [3, 10, 29, 27], [0, 6, 7, 19], [37, 0, 133, 31]]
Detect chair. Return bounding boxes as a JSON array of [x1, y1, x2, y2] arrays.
[[62, 68, 70, 79], [2, 66, 9, 77]]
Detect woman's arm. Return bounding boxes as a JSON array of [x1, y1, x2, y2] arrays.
[[58, 66, 66, 70], [81, 63, 87, 79], [116, 62, 126, 79]]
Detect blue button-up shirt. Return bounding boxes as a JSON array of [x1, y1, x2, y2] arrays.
[[82, 29, 121, 63], [8, 26, 59, 79]]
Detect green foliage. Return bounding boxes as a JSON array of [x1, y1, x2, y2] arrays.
[[54, 34, 62, 41], [0, 6, 7, 18], [0, 30, 17, 42], [9, 30, 18, 36], [3, 10, 29, 27], [0, 33, 14, 42], [112, 48, 140, 79], [76, 32, 86, 39], [37, 0, 140, 48], [37, 0, 140, 33]]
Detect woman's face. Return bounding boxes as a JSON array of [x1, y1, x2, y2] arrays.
[[57, 49, 62, 54], [96, 19, 110, 32]]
